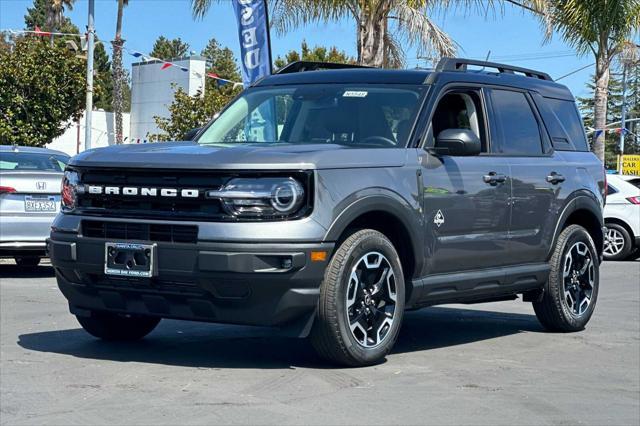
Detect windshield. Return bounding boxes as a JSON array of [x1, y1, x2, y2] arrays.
[[0, 152, 69, 172], [197, 85, 425, 148]]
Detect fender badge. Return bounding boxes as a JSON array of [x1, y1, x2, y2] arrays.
[[434, 210, 445, 227]]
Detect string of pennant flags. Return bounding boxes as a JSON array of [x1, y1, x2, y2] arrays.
[[1, 28, 244, 89], [592, 128, 633, 138], [124, 47, 244, 89]]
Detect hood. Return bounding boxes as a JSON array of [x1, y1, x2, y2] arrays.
[[68, 142, 408, 170]]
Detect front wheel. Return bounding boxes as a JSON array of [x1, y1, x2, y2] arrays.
[[533, 225, 599, 332], [76, 311, 161, 341], [310, 229, 405, 367]]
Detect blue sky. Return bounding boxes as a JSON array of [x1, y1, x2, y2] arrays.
[[0, 0, 601, 97]]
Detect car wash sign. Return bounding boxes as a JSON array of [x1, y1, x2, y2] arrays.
[[233, 0, 272, 87], [621, 155, 640, 176]]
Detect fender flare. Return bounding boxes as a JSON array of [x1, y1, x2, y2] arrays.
[[549, 191, 604, 259], [323, 191, 425, 277]]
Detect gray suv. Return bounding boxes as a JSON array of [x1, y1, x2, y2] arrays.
[[49, 59, 606, 366]]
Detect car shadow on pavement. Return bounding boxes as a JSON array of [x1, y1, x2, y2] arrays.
[[17, 306, 544, 369], [0, 264, 55, 279]]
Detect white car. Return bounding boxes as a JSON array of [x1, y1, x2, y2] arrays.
[[604, 174, 640, 260]]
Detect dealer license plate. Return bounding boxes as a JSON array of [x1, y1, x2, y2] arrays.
[[104, 242, 156, 278]]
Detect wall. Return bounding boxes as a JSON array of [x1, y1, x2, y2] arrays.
[[47, 110, 131, 156], [129, 56, 207, 142]]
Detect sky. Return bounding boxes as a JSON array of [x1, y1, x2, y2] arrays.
[[0, 0, 616, 98]]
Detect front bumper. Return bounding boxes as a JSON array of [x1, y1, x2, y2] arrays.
[[49, 231, 333, 337]]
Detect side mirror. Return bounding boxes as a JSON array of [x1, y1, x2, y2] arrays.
[[183, 127, 201, 141], [433, 128, 481, 156]]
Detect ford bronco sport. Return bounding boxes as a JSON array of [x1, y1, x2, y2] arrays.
[[49, 58, 606, 366]]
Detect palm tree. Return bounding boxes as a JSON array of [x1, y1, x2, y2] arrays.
[[542, 0, 640, 163], [191, 1, 549, 68], [46, 0, 75, 46], [112, 0, 129, 144], [46, 0, 74, 30]]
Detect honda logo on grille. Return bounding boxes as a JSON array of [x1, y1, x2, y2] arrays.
[[36, 181, 46, 190], [86, 185, 200, 198]]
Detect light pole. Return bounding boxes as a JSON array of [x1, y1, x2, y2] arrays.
[[84, 0, 95, 151]]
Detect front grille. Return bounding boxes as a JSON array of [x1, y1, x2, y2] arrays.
[[83, 220, 198, 244], [71, 167, 312, 221], [75, 168, 229, 221]]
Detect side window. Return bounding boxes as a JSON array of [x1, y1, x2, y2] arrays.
[[491, 90, 543, 156], [431, 90, 487, 152], [545, 98, 589, 151], [606, 184, 618, 196]]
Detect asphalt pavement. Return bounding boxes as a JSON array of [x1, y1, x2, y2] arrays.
[[1, 259, 638, 425]]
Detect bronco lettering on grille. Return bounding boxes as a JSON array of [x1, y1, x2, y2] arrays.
[[86, 185, 199, 198]]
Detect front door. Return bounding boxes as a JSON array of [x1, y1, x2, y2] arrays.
[[420, 88, 512, 274]]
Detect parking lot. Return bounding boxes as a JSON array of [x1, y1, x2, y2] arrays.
[[0, 260, 638, 426]]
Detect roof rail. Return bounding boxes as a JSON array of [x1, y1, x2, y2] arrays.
[[276, 61, 371, 74], [435, 57, 553, 81]]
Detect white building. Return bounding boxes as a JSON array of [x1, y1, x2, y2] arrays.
[[129, 56, 207, 142], [47, 110, 130, 156]]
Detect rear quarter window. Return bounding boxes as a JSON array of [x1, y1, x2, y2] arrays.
[[545, 98, 589, 152]]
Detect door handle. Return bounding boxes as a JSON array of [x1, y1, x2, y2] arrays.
[[483, 172, 507, 185], [546, 172, 565, 185]]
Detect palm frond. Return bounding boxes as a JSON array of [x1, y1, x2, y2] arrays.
[[191, 0, 215, 20], [393, 3, 456, 59], [383, 31, 405, 68], [270, 0, 354, 35]]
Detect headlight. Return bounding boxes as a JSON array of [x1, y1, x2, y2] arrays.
[[208, 177, 306, 218], [61, 170, 80, 210]]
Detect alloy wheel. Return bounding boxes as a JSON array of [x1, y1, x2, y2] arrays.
[[562, 241, 595, 316], [345, 252, 398, 348], [603, 227, 625, 257]]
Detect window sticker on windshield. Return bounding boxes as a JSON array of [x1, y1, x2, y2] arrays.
[[343, 90, 368, 98]]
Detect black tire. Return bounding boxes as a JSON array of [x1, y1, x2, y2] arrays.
[[310, 229, 405, 367], [533, 224, 599, 332], [76, 311, 160, 341], [626, 247, 640, 261], [603, 223, 633, 261], [14, 256, 40, 267]]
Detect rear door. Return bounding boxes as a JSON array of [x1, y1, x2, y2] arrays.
[[487, 88, 562, 264]]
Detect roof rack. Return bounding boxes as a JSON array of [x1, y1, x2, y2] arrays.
[[276, 61, 371, 74], [435, 57, 553, 81]]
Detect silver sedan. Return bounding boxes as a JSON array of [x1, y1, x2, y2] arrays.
[[0, 145, 69, 266]]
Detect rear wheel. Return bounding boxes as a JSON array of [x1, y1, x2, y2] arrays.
[[603, 223, 632, 261], [76, 311, 160, 341], [533, 225, 599, 332], [14, 256, 40, 267], [310, 229, 405, 367]]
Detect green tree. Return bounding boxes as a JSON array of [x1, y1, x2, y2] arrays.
[[201, 38, 241, 80], [0, 36, 86, 146], [23, 0, 118, 111], [578, 62, 640, 168], [150, 36, 190, 60], [150, 86, 236, 141], [25, 0, 75, 33], [274, 40, 355, 69], [542, 0, 640, 162]]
